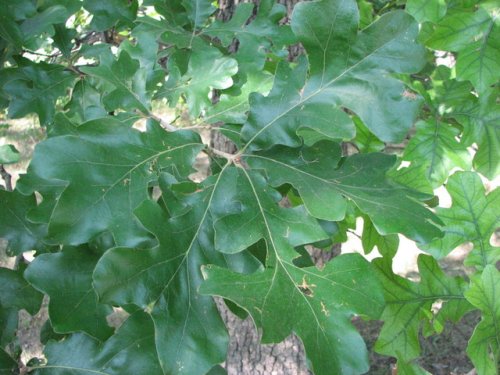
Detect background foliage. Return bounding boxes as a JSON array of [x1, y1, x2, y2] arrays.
[[0, 0, 498, 374]]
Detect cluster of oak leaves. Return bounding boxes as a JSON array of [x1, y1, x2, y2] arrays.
[[0, 0, 498, 374]]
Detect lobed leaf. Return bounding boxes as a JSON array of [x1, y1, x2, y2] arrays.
[[202, 167, 384, 375], [241, 1, 425, 150], [465, 266, 500, 375], [245, 141, 443, 244], [93, 168, 262, 375], [18, 118, 203, 247], [374, 255, 472, 362], [419, 172, 500, 269], [205, 0, 294, 71], [32, 311, 163, 375], [0, 61, 76, 125], [25, 246, 114, 341], [0, 190, 46, 255], [160, 47, 238, 117], [80, 51, 152, 114], [83, 0, 138, 31], [0, 267, 44, 347], [0, 348, 17, 374], [403, 120, 471, 187], [452, 90, 500, 180], [426, 6, 500, 94]]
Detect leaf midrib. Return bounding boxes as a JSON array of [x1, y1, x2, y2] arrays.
[[245, 154, 430, 221], [240, 17, 413, 152], [49, 141, 200, 230]]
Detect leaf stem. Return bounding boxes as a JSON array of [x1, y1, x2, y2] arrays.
[[145, 113, 178, 131], [205, 147, 238, 161]]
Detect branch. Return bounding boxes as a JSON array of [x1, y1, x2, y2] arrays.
[[206, 147, 237, 160], [181, 124, 212, 131], [146, 113, 178, 131], [22, 49, 62, 58]]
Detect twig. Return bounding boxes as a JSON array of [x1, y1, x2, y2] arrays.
[[347, 229, 362, 239], [22, 49, 62, 58], [203, 147, 241, 164], [210, 148, 237, 160], [142, 112, 177, 131], [181, 124, 212, 131]]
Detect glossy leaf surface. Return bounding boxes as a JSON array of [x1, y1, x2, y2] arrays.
[[32, 312, 163, 375], [94, 169, 261, 375], [25, 246, 113, 340], [0, 190, 45, 255], [202, 168, 384, 375], [246, 141, 442, 243], [241, 1, 425, 149], [21, 119, 202, 246]]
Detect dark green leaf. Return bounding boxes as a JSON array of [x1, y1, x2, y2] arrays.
[[0, 267, 43, 349], [205, 71, 273, 125], [205, 0, 294, 70], [0, 267, 43, 314], [80, 51, 151, 114], [211, 168, 328, 255], [32, 311, 163, 375], [19, 119, 203, 246], [202, 167, 384, 375], [0, 308, 18, 347], [20, 5, 68, 39], [207, 365, 227, 375], [0, 190, 46, 255], [52, 24, 77, 57], [120, 21, 165, 71], [0, 348, 17, 375], [362, 216, 399, 259], [159, 46, 238, 117], [83, 0, 138, 31], [245, 141, 442, 244], [182, 0, 215, 29], [64, 80, 108, 122], [0, 61, 76, 125], [94, 168, 262, 375], [25, 246, 113, 340], [0, 10, 24, 48], [241, 2, 425, 149]]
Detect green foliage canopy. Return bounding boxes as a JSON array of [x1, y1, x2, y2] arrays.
[[0, 0, 498, 374]]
